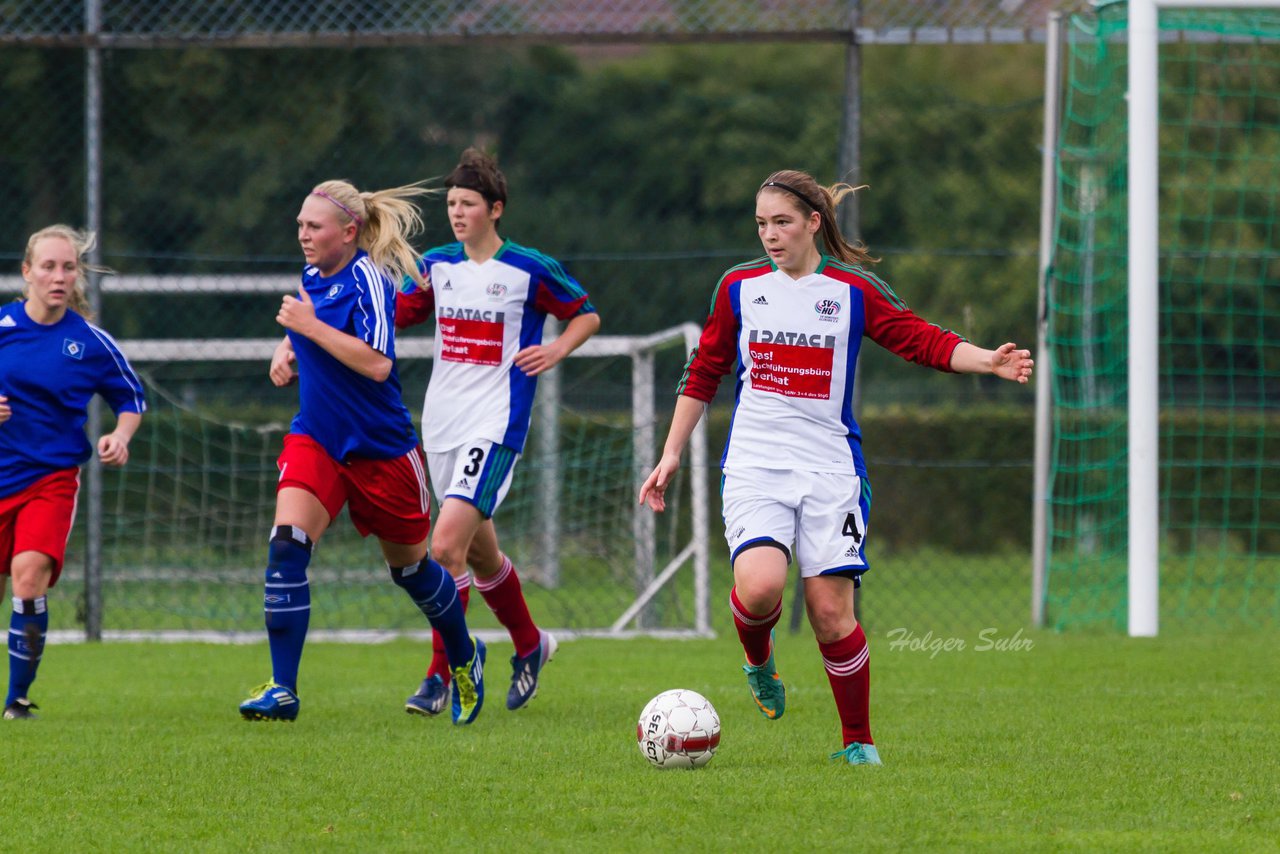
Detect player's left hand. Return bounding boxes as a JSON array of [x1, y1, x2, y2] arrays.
[[638, 454, 681, 513], [991, 342, 1034, 384], [277, 285, 318, 336], [514, 344, 565, 377], [98, 432, 130, 466]]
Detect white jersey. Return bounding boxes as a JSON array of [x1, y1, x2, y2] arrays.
[[396, 239, 595, 453], [679, 256, 964, 476]]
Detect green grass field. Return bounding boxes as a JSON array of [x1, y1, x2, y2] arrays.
[[2, 630, 1275, 851]]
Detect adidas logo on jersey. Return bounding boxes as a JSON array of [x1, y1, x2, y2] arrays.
[[0, 315, 15, 328], [845, 544, 859, 557], [454, 477, 471, 489], [752, 295, 769, 305], [441, 279, 453, 290]]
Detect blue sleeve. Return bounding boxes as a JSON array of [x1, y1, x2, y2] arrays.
[[87, 324, 147, 415], [352, 258, 395, 356]]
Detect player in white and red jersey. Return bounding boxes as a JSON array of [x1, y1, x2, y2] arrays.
[[397, 148, 600, 715], [640, 169, 1033, 766], [0, 225, 145, 720], [239, 179, 486, 726]]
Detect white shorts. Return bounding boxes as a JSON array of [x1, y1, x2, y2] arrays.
[[426, 440, 520, 520], [721, 467, 870, 580]]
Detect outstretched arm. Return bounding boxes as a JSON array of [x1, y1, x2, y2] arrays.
[[638, 395, 707, 512], [950, 341, 1034, 384]]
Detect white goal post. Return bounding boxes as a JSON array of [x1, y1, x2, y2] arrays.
[[1126, 0, 1279, 637]]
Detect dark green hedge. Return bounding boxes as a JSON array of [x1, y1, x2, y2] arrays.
[[103, 401, 1277, 557]]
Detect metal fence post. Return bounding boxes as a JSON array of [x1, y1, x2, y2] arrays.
[[83, 0, 104, 642]]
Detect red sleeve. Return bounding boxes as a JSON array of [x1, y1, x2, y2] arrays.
[[395, 284, 435, 329], [859, 275, 964, 372], [533, 286, 593, 321], [677, 277, 739, 403]]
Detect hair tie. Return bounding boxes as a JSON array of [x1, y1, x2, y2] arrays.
[[760, 180, 821, 212], [312, 190, 364, 226]]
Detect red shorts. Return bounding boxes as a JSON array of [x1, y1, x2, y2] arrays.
[[0, 467, 81, 585], [277, 433, 431, 545]]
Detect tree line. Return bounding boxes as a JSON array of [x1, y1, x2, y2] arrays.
[[2, 41, 1048, 391]]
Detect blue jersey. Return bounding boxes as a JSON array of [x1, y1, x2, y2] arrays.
[[288, 249, 418, 462], [0, 301, 147, 498]]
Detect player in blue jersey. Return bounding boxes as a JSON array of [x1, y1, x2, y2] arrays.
[[397, 148, 600, 715], [238, 179, 486, 725], [640, 169, 1033, 765], [0, 225, 146, 720]]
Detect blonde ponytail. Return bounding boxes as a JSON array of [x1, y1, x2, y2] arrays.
[[310, 179, 436, 287]]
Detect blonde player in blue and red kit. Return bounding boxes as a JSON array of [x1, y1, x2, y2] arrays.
[[640, 169, 1033, 765], [397, 148, 600, 715], [238, 179, 486, 725], [0, 225, 146, 720]]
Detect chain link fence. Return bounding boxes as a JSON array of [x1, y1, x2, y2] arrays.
[[5, 1, 1076, 44], [0, 1, 1074, 642]]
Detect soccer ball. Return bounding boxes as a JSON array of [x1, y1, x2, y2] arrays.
[[636, 688, 721, 769]]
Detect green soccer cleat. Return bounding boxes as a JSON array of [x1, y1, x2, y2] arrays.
[[742, 643, 786, 720], [450, 638, 486, 726], [830, 743, 882, 766]]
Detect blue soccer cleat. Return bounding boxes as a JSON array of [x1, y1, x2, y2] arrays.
[[830, 742, 882, 766], [405, 674, 449, 717], [450, 638, 486, 725], [239, 682, 300, 722], [507, 630, 558, 711]]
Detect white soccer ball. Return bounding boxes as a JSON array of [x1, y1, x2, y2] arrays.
[[636, 688, 721, 769]]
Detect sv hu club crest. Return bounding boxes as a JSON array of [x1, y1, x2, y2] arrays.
[[814, 298, 841, 317]]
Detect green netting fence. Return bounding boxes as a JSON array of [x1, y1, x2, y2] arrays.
[[51, 349, 709, 640], [1045, 2, 1280, 630]]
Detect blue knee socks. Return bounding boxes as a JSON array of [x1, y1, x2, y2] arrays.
[[390, 558, 475, 669], [264, 525, 312, 693], [7, 595, 47, 706]]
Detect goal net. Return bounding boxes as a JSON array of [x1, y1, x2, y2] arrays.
[[47, 310, 710, 642], [1043, 4, 1280, 630]]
